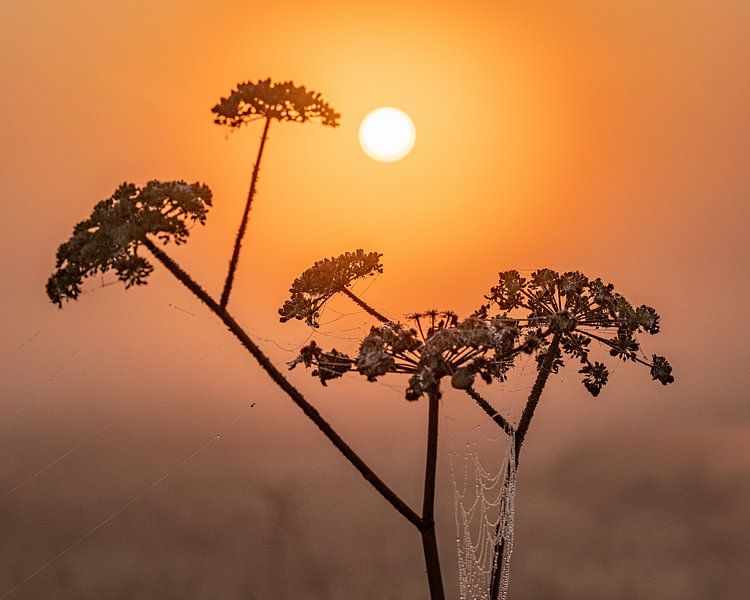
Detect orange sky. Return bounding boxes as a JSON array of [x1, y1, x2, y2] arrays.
[[1, 1, 749, 597], [3, 0, 748, 408]]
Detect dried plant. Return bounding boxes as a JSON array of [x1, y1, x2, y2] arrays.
[[47, 181, 211, 306], [43, 76, 674, 600], [285, 265, 673, 401], [213, 79, 340, 308], [289, 312, 523, 397], [42, 80, 442, 600], [278, 249, 383, 327], [282, 254, 675, 600], [212, 78, 340, 128]]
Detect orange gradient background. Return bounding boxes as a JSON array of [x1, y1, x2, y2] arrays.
[[1, 2, 749, 598]]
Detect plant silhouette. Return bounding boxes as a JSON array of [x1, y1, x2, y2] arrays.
[[46, 78, 674, 600], [47, 181, 212, 306], [212, 78, 340, 309], [283, 256, 674, 599]]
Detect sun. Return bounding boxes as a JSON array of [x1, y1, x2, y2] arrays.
[[359, 107, 416, 162]]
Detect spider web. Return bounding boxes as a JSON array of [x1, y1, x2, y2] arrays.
[[449, 416, 517, 600]]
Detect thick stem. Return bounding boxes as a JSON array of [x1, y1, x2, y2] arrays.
[[220, 116, 271, 309], [420, 391, 445, 600], [465, 387, 515, 437], [488, 333, 562, 600], [340, 287, 391, 324], [143, 238, 423, 530], [421, 526, 445, 600]]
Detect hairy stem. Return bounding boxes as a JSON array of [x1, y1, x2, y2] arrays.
[[340, 287, 391, 324], [220, 116, 271, 309], [488, 333, 561, 600], [465, 387, 515, 436], [514, 333, 561, 461], [143, 237, 423, 529], [420, 391, 446, 600]]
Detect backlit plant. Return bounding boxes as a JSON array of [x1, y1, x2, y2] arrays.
[[44, 77, 674, 600], [282, 253, 674, 599], [212, 78, 340, 309]]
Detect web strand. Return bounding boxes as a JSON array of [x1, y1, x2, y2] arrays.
[[449, 425, 516, 600], [0, 409, 249, 599]]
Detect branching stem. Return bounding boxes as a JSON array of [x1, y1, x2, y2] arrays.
[[142, 237, 423, 530]]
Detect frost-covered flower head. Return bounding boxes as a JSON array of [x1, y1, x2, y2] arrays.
[[212, 78, 340, 128], [47, 181, 212, 306]]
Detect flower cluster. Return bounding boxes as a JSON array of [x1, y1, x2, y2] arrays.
[[212, 79, 340, 128], [46, 181, 212, 306], [283, 257, 674, 401], [278, 250, 383, 327], [289, 310, 526, 401], [479, 269, 674, 394], [287, 340, 353, 386]]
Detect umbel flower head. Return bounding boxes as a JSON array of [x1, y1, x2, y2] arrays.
[[479, 269, 675, 394], [284, 261, 675, 401], [278, 250, 383, 328], [212, 78, 340, 128], [288, 311, 525, 400], [46, 180, 212, 307]]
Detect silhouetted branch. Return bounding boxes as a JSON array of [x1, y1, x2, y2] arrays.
[[465, 387, 515, 436], [515, 333, 562, 460], [340, 286, 391, 324], [220, 116, 271, 309], [420, 391, 445, 600], [141, 237, 423, 530], [489, 333, 562, 600], [214, 79, 340, 309], [278, 250, 383, 328]]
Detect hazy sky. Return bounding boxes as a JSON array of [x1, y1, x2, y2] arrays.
[[1, 1, 749, 598]]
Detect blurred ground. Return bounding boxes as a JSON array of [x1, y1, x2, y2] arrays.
[[1, 381, 747, 599]]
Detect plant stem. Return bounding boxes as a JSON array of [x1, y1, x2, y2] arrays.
[[340, 287, 391, 324], [220, 116, 271, 309], [343, 285, 446, 600], [488, 333, 561, 600], [465, 387, 515, 436], [420, 391, 446, 600], [514, 333, 561, 461], [142, 237, 423, 530]]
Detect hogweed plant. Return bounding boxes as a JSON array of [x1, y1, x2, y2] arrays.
[[44, 77, 674, 600], [212, 78, 340, 308], [282, 254, 674, 600]]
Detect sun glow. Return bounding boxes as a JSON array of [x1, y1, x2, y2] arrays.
[[359, 107, 416, 162]]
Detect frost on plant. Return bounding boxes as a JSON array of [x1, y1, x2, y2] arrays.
[[46, 181, 212, 306], [212, 78, 340, 128]]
